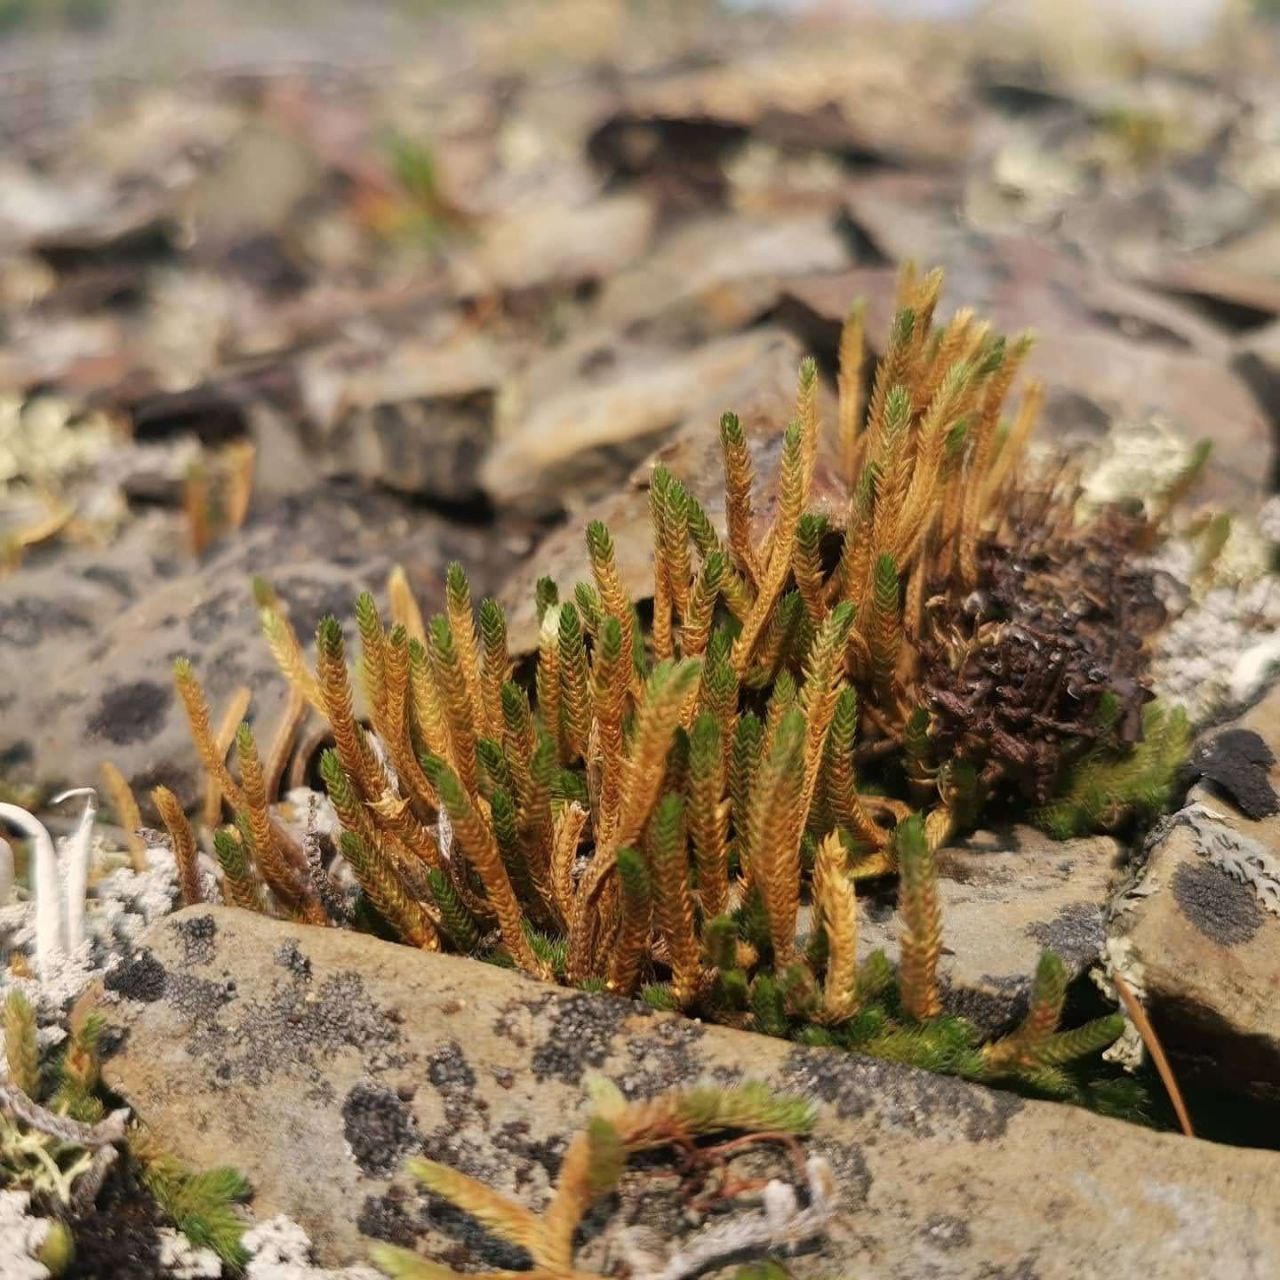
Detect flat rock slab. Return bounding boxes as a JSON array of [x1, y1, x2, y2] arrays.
[[94, 906, 1280, 1278], [855, 826, 1123, 1036], [480, 325, 821, 515]]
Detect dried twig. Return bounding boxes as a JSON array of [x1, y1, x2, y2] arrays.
[[1112, 971, 1194, 1138]]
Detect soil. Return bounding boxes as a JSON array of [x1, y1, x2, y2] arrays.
[[61, 1155, 168, 1280]]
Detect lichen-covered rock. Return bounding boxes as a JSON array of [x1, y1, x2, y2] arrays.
[[853, 826, 1122, 1037], [0, 483, 516, 813], [1110, 682, 1280, 1104], [92, 905, 1280, 1277]]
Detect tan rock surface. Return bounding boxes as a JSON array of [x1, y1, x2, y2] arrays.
[[854, 826, 1123, 1036], [95, 905, 1280, 1277], [481, 326, 818, 514]]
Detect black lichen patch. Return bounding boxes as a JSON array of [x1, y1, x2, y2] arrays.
[[616, 1018, 705, 1099], [529, 992, 629, 1084], [357, 1187, 423, 1246], [425, 1041, 477, 1127], [427, 1040, 477, 1094], [1185, 729, 1278, 820], [0, 597, 92, 648], [1026, 901, 1106, 970], [203, 647, 251, 696], [274, 937, 312, 980], [87, 680, 172, 745], [184, 968, 407, 1094], [171, 913, 217, 966], [80, 564, 136, 599], [187, 587, 243, 645], [1173, 859, 1264, 947], [417, 1045, 524, 1190], [492, 1118, 567, 1193], [419, 1117, 502, 1185], [983, 1257, 1044, 1280], [419, 1195, 534, 1273], [823, 1138, 872, 1205], [492, 995, 539, 1047], [164, 972, 238, 1020], [104, 950, 167, 1003], [779, 1043, 1023, 1143], [343, 1081, 420, 1176]]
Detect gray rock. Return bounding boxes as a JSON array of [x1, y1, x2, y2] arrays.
[[593, 212, 850, 343], [481, 325, 822, 518], [0, 485, 515, 813], [304, 338, 507, 507], [92, 905, 1280, 1277], [448, 194, 656, 298]]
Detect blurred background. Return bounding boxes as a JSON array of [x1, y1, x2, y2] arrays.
[[0, 0, 1278, 802]]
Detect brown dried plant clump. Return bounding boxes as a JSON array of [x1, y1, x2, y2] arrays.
[[172, 263, 1185, 1110]]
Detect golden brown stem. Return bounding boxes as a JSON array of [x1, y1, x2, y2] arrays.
[[152, 786, 202, 906], [238, 726, 323, 922], [720, 418, 761, 588], [99, 762, 147, 873], [265, 688, 306, 805], [259, 604, 325, 716], [1113, 971, 1194, 1138], [387, 564, 427, 646], [175, 661, 246, 813], [376, 630, 440, 825], [316, 628, 381, 800], [202, 684, 251, 829], [440, 770, 546, 978], [838, 301, 866, 492], [550, 802, 588, 924], [813, 833, 859, 1023]]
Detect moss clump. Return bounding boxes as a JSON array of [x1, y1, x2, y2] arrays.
[[176, 265, 1187, 1113]]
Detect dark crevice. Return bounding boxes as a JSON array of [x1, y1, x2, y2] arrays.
[[834, 207, 894, 268], [1152, 288, 1276, 335]]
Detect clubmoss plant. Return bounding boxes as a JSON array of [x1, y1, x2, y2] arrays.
[[371, 1077, 828, 1280], [174, 265, 1190, 1109], [135, 1138, 252, 1268], [1, 990, 124, 1206], [1, 989, 250, 1265]]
